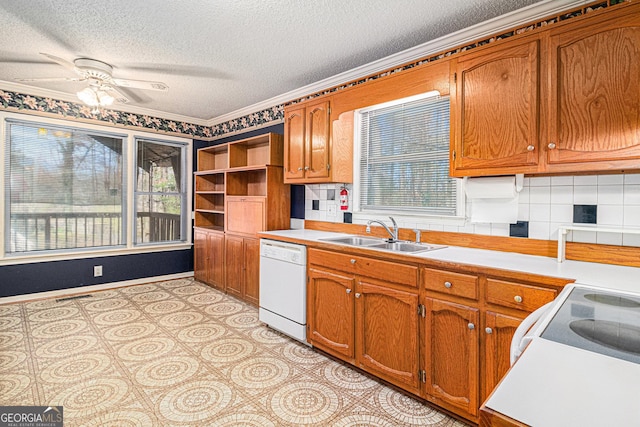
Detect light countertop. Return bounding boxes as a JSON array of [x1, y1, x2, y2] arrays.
[[260, 229, 640, 294]]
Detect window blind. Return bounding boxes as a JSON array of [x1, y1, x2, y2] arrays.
[[5, 121, 125, 253], [359, 94, 456, 215]]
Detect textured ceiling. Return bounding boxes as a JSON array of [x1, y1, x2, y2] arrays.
[[0, 0, 545, 121]]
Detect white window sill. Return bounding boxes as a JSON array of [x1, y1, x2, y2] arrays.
[[352, 211, 467, 229], [0, 242, 192, 266]]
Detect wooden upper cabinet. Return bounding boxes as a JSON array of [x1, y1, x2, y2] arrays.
[[284, 99, 330, 182], [546, 9, 640, 172], [451, 36, 541, 177], [306, 100, 331, 180], [284, 105, 306, 180], [284, 97, 353, 184]]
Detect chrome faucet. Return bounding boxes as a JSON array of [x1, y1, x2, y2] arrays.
[[366, 217, 399, 242]]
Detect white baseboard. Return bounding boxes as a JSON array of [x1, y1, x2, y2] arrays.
[[0, 271, 194, 305]]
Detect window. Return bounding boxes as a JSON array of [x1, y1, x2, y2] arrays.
[[134, 139, 186, 244], [4, 117, 190, 258], [6, 121, 125, 253], [356, 92, 460, 217]]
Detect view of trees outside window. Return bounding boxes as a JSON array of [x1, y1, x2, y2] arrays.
[[7, 122, 124, 253], [135, 139, 184, 244]]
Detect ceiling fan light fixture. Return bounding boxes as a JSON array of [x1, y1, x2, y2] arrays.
[[76, 86, 114, 107]]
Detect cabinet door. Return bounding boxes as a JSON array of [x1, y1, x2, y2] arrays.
[[546, 13, 640, 170], [208, 231, 225, 291], [226, 197, 265, 235], [452, 38, 540, 176], [356, 280, 420, 393], [225, 235, 244, 298], [284, 105, 306, 181], [424, 297, 479, 417], [243, 237, 260, 306], [483, 311, 523, 401], [307, 267, 355, 361], [305, 100, 331, 180], [193, 229, 209, 283]]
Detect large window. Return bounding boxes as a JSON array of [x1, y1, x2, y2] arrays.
[[6, 122, 125, 253], [4, 118, 189, 257], [135, 139, 186, 244], [356, 92, 460, 217]]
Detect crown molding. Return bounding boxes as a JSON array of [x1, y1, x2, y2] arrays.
[[0, 0, 589, 128], [0, 80, 210, 126], [205, 0, 586, 125]]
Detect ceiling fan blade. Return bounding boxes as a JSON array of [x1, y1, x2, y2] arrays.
[[112, 78, 168, 91], [15, 77, 84, 83], [40, 53, 77, 73], [104, 86, 130, 104]]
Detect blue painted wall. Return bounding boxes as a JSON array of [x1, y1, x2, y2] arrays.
[[0, 250, 193, 298]]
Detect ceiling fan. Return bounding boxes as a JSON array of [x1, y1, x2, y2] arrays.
[[15, 53, 169, 109]]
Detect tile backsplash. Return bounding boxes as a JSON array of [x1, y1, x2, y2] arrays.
[[303, 174, 640, 247]]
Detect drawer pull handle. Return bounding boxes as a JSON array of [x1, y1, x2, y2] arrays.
[[350, 259, 356, 264], [485, 327, 493, 334], [514, 295, 523, 303], [468, 323, 475, 330], [444, 281, 452, 289], [346, 288, 352, 294], [355, 293, 361, 298]]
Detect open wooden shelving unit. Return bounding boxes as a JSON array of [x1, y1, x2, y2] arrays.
[[193, 132, 290, 305]]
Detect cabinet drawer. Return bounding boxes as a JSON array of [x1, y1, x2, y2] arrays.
[[422, 268, 479, 300], [486, 279, 557, 312], [308, 249, 417, 288]]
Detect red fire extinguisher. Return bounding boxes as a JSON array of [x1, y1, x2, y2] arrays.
[[340, 185, 349, 211]]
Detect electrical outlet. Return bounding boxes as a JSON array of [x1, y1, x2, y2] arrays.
[[327, 204, 337, 216], [93, 265, 103, 277]]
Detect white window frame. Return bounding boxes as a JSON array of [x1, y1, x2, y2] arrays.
[[0, 112, 192, 264], [351, 91, 466, 227]]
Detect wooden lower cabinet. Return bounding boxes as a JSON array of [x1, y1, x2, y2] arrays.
[[424, 297, 480, 417], [307, 267, 356, 360], [193, 228, 225, 290], [224, 234, 260, 306], [307, 250, 420, 393], [357, 279, 421, 393], [482, 311, 524, 401]]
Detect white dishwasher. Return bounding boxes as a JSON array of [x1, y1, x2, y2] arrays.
[[259, 239, 307, 343]]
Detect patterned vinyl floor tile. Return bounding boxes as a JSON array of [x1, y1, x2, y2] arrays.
[[0, 278, 470, 426]]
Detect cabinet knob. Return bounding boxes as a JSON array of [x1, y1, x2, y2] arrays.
[[297, 167, 303, 171], [304, 166, 310, 171], [350, 259, 356, 264], [548, 142, 557, 149], [485, 327, 493, 334], [346, 288, 352, 294], [355, 293, 361, 298], [468, 323, 475, 330], [444, 281, 452, 289], [514, 295, 523, 303], [527, 145, 535, 151]]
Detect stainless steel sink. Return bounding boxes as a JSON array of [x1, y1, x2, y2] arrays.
[[319, 236, 384, 246], [368, 242, 446, 253], [320, 236, 446, 253]]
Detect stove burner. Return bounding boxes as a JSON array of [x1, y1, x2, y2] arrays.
[[583, 293, 640, 308], [569, 319, 640, 356]]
